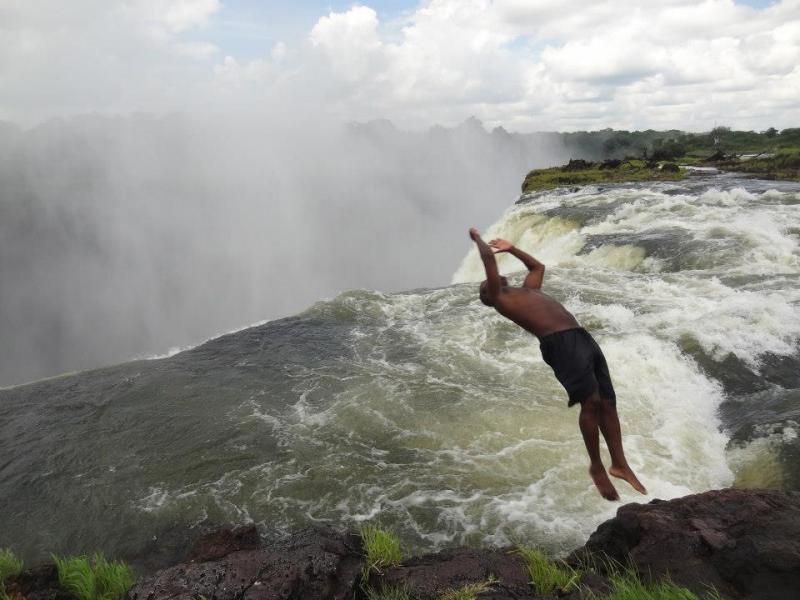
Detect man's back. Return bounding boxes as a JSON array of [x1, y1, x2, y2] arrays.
[[494, 286, 580, 339]]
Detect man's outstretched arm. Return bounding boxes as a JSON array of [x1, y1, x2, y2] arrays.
[[489, 238, 545, 289], [470, 228, 501, 300]]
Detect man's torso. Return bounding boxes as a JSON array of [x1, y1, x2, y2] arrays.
[[494, 286, 580, 339]]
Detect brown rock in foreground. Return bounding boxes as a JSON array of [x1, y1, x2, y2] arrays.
[[129, 526, 538, 600], [129, 526, 364, 600], [9, 489, 800, 600], [185, 523, 261, 563], [569, 488, 800, 600], [369, 547, 533, 599]]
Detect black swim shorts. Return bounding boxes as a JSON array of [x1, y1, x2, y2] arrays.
[[539, 327, 616, 407]]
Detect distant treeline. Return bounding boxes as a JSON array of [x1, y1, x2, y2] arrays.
[[560, 126, 800, 161]]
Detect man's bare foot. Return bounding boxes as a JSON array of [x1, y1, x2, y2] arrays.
[[589, 464, 620, 501], [609, 465, 647, 494]]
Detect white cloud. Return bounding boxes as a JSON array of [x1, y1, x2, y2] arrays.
[[214, 55, 272, 86], [310, 5, 384, 81], [124, 0, 221, 35], [271, 41, 287, 63], [175, 40, 219, 58], [540, 35, 663, 84], [0, 0, 798, 130], [294, 0, 800, 131]]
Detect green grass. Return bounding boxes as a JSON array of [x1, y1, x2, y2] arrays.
[[514, 547, 579, 596], [513, 547, 725, 599], [92, 554, 135, 600], [521, 159, 685, 193], [363, 583, 412, 600], [53, 556, 96, 600], [522, 146, 800, 195], [359, 525, 403, 577], [577, 555, 726, 600], [53, 554, 134, 600], [438, 576, 497, 600], [53, 555, 97, 600], [0, 550, 23, 583], [720, 148, 800, 181], [606, 569, 722, 600]]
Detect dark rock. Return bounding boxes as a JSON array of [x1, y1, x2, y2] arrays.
[[129, 526, 364, 600], [660, 162, 680, 173], [243, 528, 363, 600], [124, 489, 800, 599], [474, 582, 537, 600], [371, 547, 534, 600], [569, 488, 800, 600], [4, 564, 72, 600], [187, 524, 261, 562], [563, 159, 592, 171], [599, 159, 622, 170]]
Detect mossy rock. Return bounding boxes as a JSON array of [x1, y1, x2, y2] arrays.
[[521, 159, 684, 193]]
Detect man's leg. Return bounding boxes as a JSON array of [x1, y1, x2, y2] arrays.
[[597, 399, 647, 494], [579, 392, 619, 501]]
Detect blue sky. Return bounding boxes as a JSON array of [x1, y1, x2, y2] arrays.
[[737, 0, 778, 6]]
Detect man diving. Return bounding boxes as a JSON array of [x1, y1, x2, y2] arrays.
[[469, 227, 646, 501]]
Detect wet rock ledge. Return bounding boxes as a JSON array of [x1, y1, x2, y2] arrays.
[[7, 489, 800, 600]]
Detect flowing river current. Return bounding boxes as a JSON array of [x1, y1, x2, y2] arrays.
[[1, 173, 799, 568]]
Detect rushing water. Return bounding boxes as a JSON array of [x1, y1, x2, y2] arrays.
[[1, 173, 799, 569]]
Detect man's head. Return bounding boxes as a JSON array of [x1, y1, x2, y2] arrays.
[[479, 276, 508, 306]]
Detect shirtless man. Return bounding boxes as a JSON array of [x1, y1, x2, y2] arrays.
[[469, 227, 646, 501]]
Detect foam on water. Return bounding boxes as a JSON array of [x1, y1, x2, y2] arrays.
[[454, 185, 800, 364]]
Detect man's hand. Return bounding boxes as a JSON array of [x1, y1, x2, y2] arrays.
[[469, 227, 501, 300], [489, 238, 513, 253], [469, 228, 492, 258]]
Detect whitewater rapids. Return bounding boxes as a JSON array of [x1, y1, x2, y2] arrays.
[[1, 173, 798, 566]]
